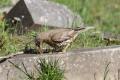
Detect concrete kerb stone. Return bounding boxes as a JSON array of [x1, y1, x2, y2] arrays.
[[0, 45, 120, 80]]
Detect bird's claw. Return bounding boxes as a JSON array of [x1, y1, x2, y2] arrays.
[[58, 52, 65, 54], [48, 52, 53, 54]]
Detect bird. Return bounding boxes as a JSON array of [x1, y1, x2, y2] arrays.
[[35, 26, 95, 54]]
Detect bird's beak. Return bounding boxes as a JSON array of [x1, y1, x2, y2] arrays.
[[77, 26, 95, 33]]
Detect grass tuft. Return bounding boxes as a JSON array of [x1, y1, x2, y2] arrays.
[[104, 62, 110, 80], [9, 58, 65, 80]]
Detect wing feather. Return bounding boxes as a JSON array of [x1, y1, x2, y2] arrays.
[[51, 29, 77, 42]]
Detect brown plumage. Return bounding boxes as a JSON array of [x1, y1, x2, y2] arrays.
[[35, 26, 95, 54]]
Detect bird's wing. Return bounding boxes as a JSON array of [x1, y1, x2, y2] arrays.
[[51, 29, 77, 42]]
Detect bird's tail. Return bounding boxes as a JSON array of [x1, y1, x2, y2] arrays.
[[73, 26, 95, 33]]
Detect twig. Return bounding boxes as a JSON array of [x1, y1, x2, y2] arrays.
[[0, 51, 24, 60]]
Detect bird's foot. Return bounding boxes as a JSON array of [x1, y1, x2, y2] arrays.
[[39, 50, 43, 54], [48, 52, 53, 54], [58, 52, 65, 54]]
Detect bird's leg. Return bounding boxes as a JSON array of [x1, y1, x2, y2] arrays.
[[61, 44, 70, 54], [39, 41, 43, 54]]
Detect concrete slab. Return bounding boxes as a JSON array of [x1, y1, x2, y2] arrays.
[[0, 45, 120, 80]]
